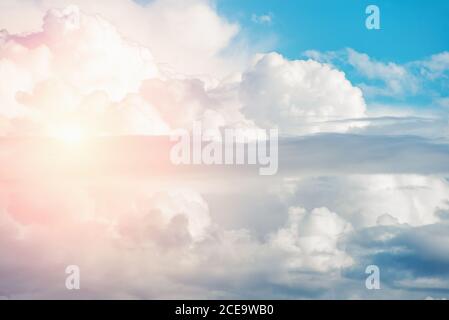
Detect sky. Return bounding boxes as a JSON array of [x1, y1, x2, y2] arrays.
[[0, 0, 448, 300], [218, 0, 449, 62], [217, 0, 449, 109]]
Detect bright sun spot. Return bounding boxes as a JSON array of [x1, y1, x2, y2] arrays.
[[49, 124, 85, 144]]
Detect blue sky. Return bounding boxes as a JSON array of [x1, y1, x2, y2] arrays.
[[217, 0, 449, 62], [216, 0, 449, 110]]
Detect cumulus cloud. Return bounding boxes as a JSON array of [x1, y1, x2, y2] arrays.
[[3, 168, 445, 298], [1, 0, 448, 301], [240, 52, 367, 135], [269, 207, 353, 273], [0, 0, 242, 78], [0, 6, 377, 137], [0, 168, 357, 298], [268, 175, 449, 298], [0, 6, 255, 137], [0, 6, 165, 135], [279, 175, 449, 228]]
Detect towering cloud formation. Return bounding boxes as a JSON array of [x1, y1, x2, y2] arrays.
[[1, 6, 162, 135], [0, 0, 242, 78], [0, 3, 370, 137], [240, 53, 367, 134], [1, 2, 447, 300]]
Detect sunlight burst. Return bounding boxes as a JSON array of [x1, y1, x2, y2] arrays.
[[49, 123, 85, 145]]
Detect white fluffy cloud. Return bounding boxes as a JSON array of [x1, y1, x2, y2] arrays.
[[269, 207, 353, 273], [3, 5, 158, 99], [280, 175, 449, 228], [240, 52, 367, 134], [0, 6, 253, 136], [0, 0, 241, 78], [0, 5, 374, 137], [0, 6, 165, 135], [0, 166, 358, 298]]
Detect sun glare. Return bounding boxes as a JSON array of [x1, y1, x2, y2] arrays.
[[49, 124, 85, 145]]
